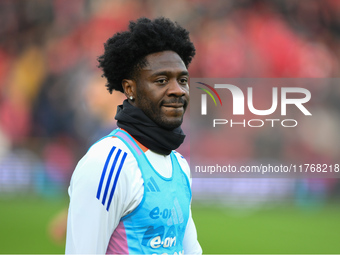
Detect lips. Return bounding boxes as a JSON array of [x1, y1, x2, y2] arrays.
[[162, 103, 184, 108], [162, 98, 187, 109]]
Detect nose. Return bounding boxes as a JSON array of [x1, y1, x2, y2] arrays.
[[167, 79, 187, 97]]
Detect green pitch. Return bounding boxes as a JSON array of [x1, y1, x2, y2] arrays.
[[193, 203, 340, 254], [0, 197, 339, 254]]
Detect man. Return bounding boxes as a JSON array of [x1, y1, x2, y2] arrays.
[[65, 17, 202, 254]]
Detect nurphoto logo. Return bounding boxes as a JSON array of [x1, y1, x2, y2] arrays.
[[191, 78, 338, 178], [196, 82, 312, 128]]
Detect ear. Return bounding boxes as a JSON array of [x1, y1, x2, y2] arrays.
[[122, 79, 137, 104]]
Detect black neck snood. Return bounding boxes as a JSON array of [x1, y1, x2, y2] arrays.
[[115, 100, 186, 155]]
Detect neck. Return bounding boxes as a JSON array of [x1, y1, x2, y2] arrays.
[[114, 100, 185, 155]]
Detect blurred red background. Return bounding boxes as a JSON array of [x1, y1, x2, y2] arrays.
[[0, 0, 339, 203]]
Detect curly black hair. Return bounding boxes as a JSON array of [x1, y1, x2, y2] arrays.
[[97, 17, 196, 93]]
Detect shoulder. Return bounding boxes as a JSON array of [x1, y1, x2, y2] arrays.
[[73, 137, 135, 176], [70, 136, 141, 199], [84, 135, 141, 166], [173, 150, 191, 184]]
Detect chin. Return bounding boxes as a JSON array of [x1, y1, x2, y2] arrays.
[[158, 118, 183, 130], [149, 110, 184, 130]]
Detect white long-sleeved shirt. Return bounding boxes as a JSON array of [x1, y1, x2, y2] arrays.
[[65, 135, 202, 254]]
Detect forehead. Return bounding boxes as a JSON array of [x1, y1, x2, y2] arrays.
[[141, 51, 187, 74]]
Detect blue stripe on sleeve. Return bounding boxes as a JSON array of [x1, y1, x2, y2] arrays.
[[106, 152, 127, 211], [102, 149, 122, 206], [96, 146, 116, 200]]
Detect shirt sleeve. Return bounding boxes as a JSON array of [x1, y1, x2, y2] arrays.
[[183, 209, 203, 254], [65, 138, 143, 254], [174, 151, 203, 255]]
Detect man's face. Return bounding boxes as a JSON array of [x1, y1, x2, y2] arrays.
[[133, 51, 189, 130]]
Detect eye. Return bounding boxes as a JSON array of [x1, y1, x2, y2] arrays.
[[156, 78, 168, 84], [179, 77, 188, 85]]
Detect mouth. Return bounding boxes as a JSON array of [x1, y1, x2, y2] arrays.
[[162, 98, 187, 109], [162, 103, 184, 108]]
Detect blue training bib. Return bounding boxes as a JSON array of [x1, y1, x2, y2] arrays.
[[106, 129, 191, 255]]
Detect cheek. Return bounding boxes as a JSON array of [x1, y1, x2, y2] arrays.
[[184, 88, 190, 103], [183, 86, 189, 96], [148, 91, 165, 106], [140, 93, 162, 114]]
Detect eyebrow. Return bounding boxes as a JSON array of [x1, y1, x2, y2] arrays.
[[150, 70, 189, 77]]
